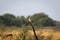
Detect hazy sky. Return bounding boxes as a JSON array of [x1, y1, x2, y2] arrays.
[[0, 0, 60, 21]]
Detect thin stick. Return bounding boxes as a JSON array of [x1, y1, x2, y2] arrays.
[[28, 18, 38, 40]]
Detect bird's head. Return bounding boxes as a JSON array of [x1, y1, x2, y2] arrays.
[[28, 18, 32, 23]]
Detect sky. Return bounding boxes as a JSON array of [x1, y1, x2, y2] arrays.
[[0, 0, 60, 21]]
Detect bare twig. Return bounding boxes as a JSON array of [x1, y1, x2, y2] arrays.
[[28, 18, 38, 40]]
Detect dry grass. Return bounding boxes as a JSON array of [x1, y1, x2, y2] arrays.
[[0, 27, 60, 40]]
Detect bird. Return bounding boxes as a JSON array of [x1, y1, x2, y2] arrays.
[[28, 17, 38, 40], [28, 18, 32, 23]]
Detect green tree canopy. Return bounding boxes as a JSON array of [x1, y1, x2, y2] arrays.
[[0, 12, 56, 27], [28, 12, 55, 26], [3, 13, 15, 19]]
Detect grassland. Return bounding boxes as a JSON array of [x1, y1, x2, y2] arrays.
[[0, 26, 60, 40]]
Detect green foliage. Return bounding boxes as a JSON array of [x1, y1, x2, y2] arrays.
[[3, 13, 15, 19], [20, 16, 27, 26], [38, 18, 55, 26], [0, 13, 16, 26], [29, 12, 55, 26], [0, 12, 56, 27], [0, 13, 22, 27], [54, 22, 60, 31], [31, 12, 48, 22]]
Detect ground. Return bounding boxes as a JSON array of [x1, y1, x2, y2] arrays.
[[0, 27, 60, 40]]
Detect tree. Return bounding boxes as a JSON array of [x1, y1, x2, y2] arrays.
[[3, 13, 15, 19], [2, 13, 16, 26], [0, 16, 4, 25], [31, 12, 48, 22], [20, 16, 27, 26], [30, 12, 55, 26], [0, 13, 16, 26], [38, 18, 55, 26], [0, 12, 55, 27]]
